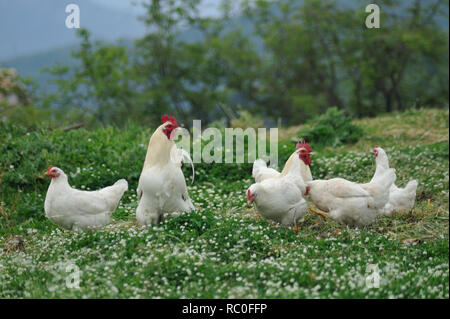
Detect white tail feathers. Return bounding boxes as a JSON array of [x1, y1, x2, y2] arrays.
[[180, 149, 195, 184], [98, 179, 128, 212], [169, 146, 195, 184], [252, 159, 268, 178], [405, 180, 418, 193], [114, 179, 128, 192]]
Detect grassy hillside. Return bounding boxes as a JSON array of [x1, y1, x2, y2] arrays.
[[0, 108, 448, 298]]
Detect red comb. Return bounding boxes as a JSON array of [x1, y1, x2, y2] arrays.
[[296, 141, 312, 152], [47, 165, 53, 172], [161, 114, 178, 127]]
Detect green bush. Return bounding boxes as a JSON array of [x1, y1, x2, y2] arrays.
[[297, 107, 363, 147]]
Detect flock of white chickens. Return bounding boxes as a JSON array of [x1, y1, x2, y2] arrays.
[[44, 115, 418, 231], [249, 142, 417, 229]]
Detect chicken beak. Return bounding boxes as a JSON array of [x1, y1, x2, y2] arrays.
[[44, 171, 49, 176], [246, 191, 256, 205]]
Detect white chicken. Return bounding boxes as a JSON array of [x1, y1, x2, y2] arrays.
[[372, 146, 418, 214], [306, 163, 396, 226], [44, 166, 128, 230], [252, 159, 279, 182], [252, 141, 313, 183], [247, 149, 309, 228], [136, 115, 194, 225]]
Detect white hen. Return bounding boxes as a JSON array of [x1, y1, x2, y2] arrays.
[[247, 149, 308, 227], [44, 166, 128, 230], [307, 165, 396, 226], [252, 141, 313, 183], [136, 115, 194, 225], [372, 146, 418, 215]]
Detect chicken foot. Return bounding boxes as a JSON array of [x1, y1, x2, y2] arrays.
[[310, 207, 330, 219]]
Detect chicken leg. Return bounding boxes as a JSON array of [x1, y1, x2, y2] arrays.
[[310, 207, 329, 219]]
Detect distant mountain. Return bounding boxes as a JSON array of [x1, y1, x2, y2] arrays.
[[0, 40, 134, 87], [1, 45, 76, 79], [0, 0, 146, 61]]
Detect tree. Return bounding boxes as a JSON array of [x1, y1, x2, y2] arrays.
[[44, 29, 136, 126], [36, 0, 448, 127]]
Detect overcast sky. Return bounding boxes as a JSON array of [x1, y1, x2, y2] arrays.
[[0, 0, 243, 61]]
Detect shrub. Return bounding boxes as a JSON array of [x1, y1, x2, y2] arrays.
[[297, 107, 363, 147], [230, 109, 264, 129]]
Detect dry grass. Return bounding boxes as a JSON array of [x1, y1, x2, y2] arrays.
[[278, 108, 449, 151]]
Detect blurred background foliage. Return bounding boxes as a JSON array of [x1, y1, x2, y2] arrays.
[[297, 107, 363, 147], [0, 0, 448, 129]]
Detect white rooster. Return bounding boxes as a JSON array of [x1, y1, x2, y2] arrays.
[[372, 146, 418, 215], [252, 141, 313, 183], [44, 166, 128, 230], [136, 115, 194, 225], [306, 163, 396, 226], [247, 149, 309, 230]]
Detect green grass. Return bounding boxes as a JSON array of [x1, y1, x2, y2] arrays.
[[0, 109, 448, 298]]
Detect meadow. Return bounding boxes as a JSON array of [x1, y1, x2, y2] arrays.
[[0, 108, 448, 298]]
